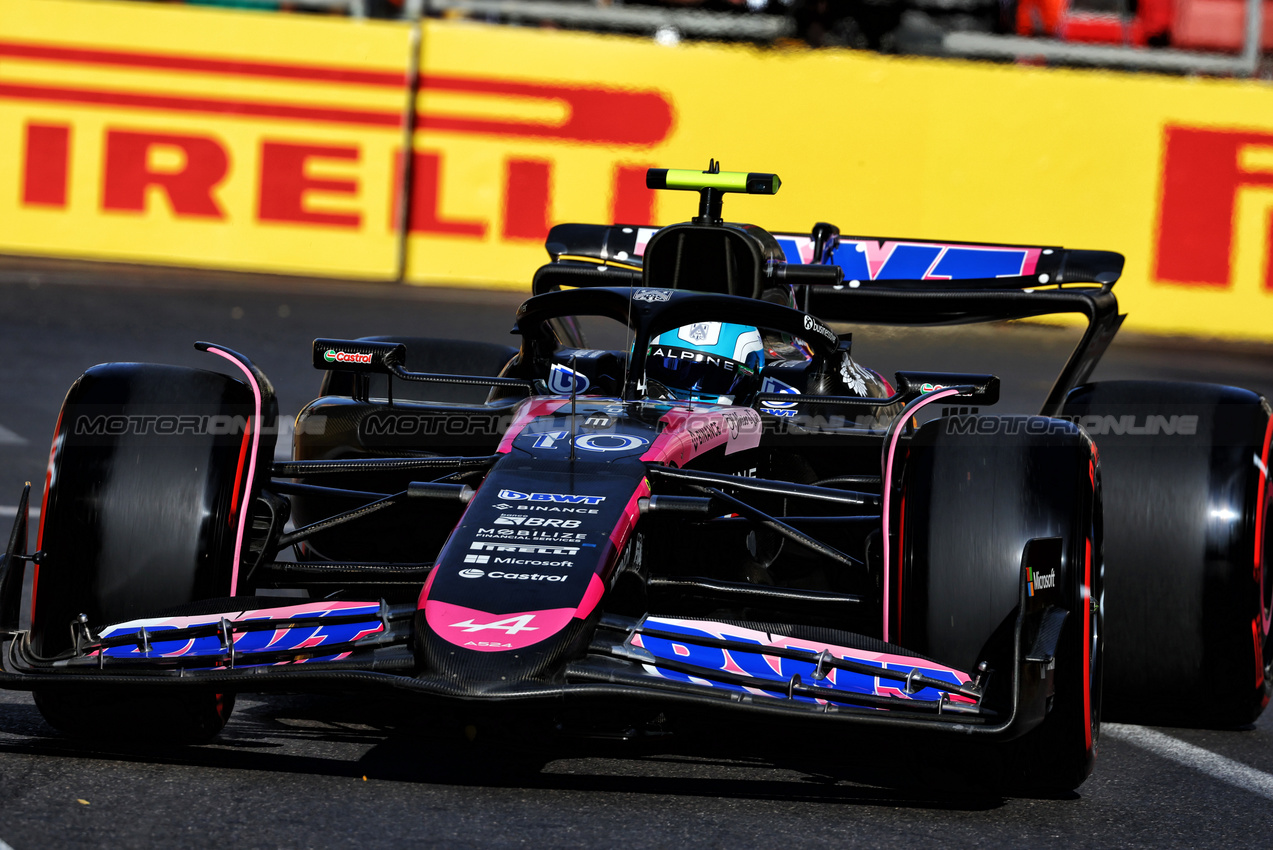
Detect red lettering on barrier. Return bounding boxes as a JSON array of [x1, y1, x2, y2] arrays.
[[420, 76, 674, 147], [258, 142, 361, 229], [1156, 125, 1273, 289], [611, 163, 656, 226], [102, 130, 228, 218], [22, 123, 70, 208], [0, 40, 676, 147], [396, 151, 487, 238], [503, 158, 552, 241], [0, 40, 406, 87]]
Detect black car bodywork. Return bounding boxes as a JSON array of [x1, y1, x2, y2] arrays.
[[2, 169, 1267, 792]]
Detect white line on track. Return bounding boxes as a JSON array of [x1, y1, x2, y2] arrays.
[[1105, 723, 1273, 801], [0, 836, 16, 850], [0, 425, 25, 446]]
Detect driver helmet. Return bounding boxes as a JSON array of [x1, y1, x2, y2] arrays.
[[645, 322, 764, 404]]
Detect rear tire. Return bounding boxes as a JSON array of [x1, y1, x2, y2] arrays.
[[1063, 380, 1272, 727], [899, 415, 1102, 793], [32, 363, 275, 742]]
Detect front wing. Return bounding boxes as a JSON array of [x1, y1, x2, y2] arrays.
[[1, 496, 1065, 743]]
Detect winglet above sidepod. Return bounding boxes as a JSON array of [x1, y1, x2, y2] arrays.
[[312, 339, 405, 373]]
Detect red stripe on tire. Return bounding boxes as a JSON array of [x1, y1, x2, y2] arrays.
[[1084, 534, 1093, 752], [1255, 415, 1273, 636]]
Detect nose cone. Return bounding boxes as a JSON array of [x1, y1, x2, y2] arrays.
[[414, 461, 648, 690]]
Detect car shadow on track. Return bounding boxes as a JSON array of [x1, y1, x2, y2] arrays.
[[0, 692, 1010, 811], [356, 740, 1010, 812]]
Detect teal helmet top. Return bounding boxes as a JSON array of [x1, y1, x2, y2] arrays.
[[645, 321, 764, 404]]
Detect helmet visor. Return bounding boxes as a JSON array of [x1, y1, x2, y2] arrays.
[[645, 346, 757, 399]]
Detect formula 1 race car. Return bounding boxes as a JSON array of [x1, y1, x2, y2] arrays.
[[1, 166, 1269, 794]]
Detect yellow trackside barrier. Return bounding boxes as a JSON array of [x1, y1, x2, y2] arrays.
[[0, 0, 410, 278], [2, 0, 1273, 339]]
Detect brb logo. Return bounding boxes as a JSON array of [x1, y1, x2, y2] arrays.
[[1156, 125, 1273, 290]]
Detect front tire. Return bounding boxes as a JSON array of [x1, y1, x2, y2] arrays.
[[899, 415, 1102, 793], [32, 363, 275, 741]]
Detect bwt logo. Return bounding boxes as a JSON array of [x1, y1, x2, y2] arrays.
[[1156, 125, 1273, 290]]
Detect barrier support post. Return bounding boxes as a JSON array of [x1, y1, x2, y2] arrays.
[[1243, 0, 1264, 76], [394, 16, 424, 283]]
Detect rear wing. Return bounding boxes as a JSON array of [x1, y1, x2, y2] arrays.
[[544, 223, 1124, 292]]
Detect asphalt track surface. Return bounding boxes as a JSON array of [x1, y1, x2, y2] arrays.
[[0, 257, 1271, 848]]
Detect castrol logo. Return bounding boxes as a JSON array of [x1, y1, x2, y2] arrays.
[[324, 349, 373, 364]]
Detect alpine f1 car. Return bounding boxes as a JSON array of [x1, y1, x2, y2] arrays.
[[2, 166, 1269, 794]]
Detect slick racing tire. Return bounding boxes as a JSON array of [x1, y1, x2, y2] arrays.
[[31, 363, 276, 742], [319, 336, 518, 404], [1062, 381, 1273, 727], [898, 415, 1102, 794]]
